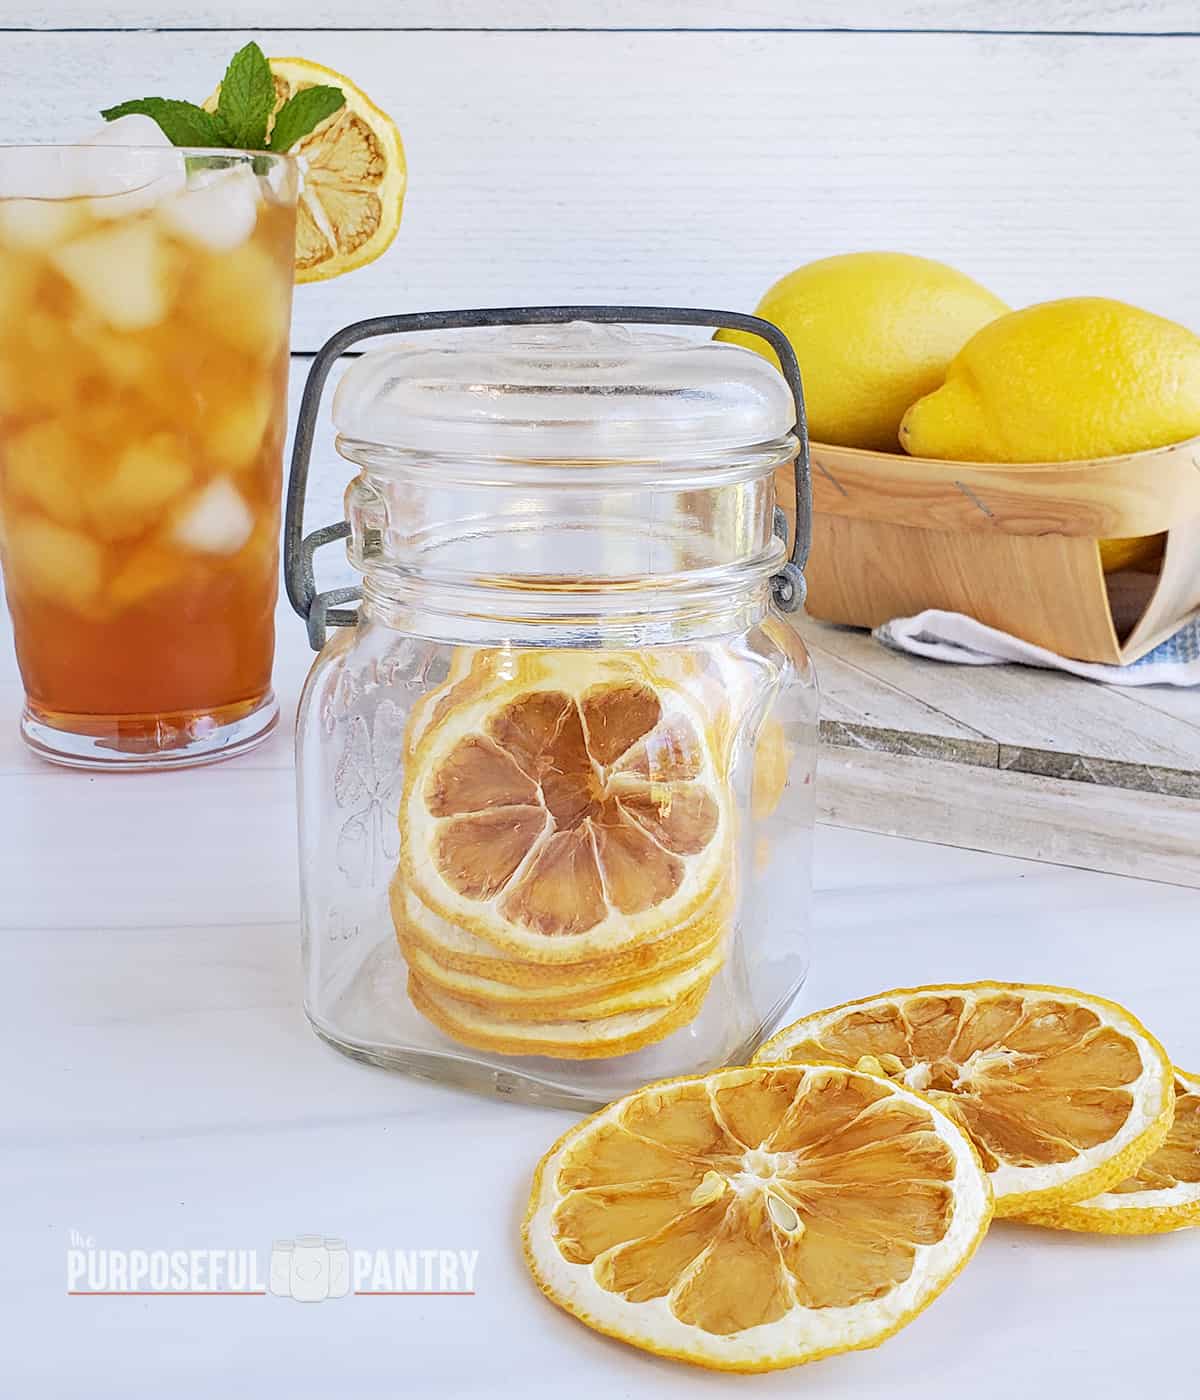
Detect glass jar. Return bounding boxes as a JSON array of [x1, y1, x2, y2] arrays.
[[289, 308, 818, 1108]]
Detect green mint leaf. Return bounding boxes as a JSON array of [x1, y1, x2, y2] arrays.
[[269, 85, 345, 152], [216, 41, 275, 150], [100, 98, 226, 148]]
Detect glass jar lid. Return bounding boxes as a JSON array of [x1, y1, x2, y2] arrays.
[[331, 321, 795, 460]]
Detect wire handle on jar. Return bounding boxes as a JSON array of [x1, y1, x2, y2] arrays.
[[285, 305, 811, 650]]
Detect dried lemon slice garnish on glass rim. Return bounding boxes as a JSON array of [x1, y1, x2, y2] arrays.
[[268, 58, 405, 282], [208, 56, 406, 282], [1021, 1067, 1200, 1234], [754, 982, 1174, 1217], [523, 1063, 991, 1372]]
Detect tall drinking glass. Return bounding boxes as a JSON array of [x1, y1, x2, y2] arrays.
[[0, 146, 298, 767]]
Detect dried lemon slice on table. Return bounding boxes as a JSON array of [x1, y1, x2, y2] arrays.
[[755, 982, 1174, 1217], [1022, 1068, 1200, 1234], [523, 1063, 991, 1372], [208, 57, 406, 281]]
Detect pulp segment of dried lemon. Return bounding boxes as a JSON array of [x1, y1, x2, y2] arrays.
[[397, 651, 731, 964], [1020, 1068, 1200, 1234], [755, 982, 1174, 1217], [523, 1063, 991, 1372]]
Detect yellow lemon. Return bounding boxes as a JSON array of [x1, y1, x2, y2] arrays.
[[900, 297, 1200, 572], [1095, 535, 1166, 573], [717, 252, 1008, 452]]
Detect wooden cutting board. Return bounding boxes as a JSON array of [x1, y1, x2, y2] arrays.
[[798, 617, 1200, 888]]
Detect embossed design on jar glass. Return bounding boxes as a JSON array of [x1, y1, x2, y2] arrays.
[[334, 698, 405, 885]]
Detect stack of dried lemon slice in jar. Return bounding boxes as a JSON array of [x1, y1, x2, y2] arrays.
[[391, 650, 738, 1059], [522, 980, 1199, 1373]]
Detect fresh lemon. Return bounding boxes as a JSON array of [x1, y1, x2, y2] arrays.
[[717, 252, 1008, 452], [900, 297, 1200, 571], [523, 1062, 992, 1370], [209, 57, 406, 282], [1095, 534, 1166, 573], [755, 981, 1175, 1218]]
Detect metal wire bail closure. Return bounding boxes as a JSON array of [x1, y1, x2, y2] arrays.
[[285, 305, 812, 650]]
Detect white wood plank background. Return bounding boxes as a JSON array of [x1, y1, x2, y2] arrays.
[[6, 3, 1200, 642], [3, 10, 1199, 357], [6, 3, 1192, 604], [11, 3, 1200, 34]]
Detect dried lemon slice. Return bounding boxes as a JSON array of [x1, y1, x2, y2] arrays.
[[393, 879, 728, 990], [402, 933, 725, 1022], [397, 650, 731, 965], [755, 982, 1174, 1217], [206, 57, 406, 281], [523, 1063, 991, 1371], [267, 58, 405, 282], [1020, 1068, 1200, 1234], [409, 974, 714, 1060]]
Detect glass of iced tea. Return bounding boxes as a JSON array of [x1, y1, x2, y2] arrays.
[[0, 145, 298, 767]]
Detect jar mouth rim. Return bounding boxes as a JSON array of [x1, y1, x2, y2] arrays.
[[335, 434, 797, 488]]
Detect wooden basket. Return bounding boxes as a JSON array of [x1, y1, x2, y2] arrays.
[[776, 437, 1200, 664]]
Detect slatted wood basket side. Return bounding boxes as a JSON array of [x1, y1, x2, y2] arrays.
[[776, 437, 1200, 664]]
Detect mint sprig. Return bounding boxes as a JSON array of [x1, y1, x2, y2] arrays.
[[101, 42, 346, 152], [99, 98, 229, 149], [269, 86, 345, 152], [216, 42, 276, 151]]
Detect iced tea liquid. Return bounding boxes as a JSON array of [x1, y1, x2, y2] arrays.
[[0, 152, 297, 764]]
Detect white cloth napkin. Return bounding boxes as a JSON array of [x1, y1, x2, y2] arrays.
[[873, 609, 1200, 687]]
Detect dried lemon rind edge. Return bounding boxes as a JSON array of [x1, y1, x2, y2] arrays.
[[752, 980, 1176, 1218], [392, 874, 732, 986], [1017, 1067, 1200, 1235], [522, 1063, 994, 1373], [397, 912, 724, 1004], [404, 935, 726, 1023], [409, 973, 713, 1060]]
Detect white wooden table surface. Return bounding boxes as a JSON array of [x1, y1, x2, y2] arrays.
[[2, 598, 1197, 1398]]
